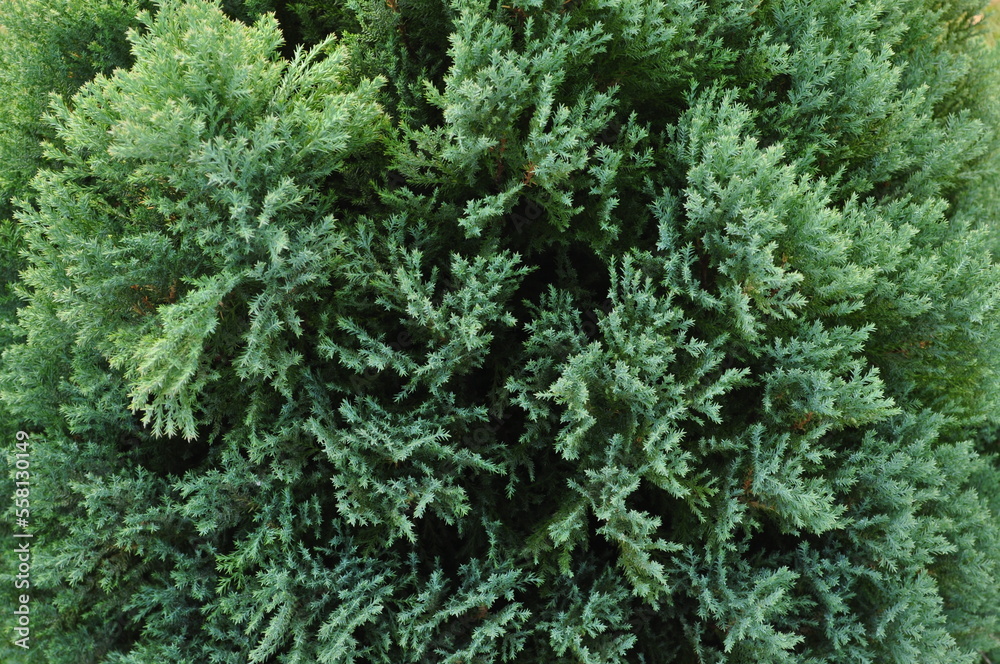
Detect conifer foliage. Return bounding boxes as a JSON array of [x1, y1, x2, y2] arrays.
[[2, 0, 1000, 661]]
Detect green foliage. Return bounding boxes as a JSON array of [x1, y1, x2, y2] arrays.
[[0, 0, 295, 447], [0, 0, 284, 221], [2, 0, 1000, 661], [0, 0, 143, 219]]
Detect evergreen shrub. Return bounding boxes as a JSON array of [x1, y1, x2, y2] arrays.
[[2, 0, 1000, 661]]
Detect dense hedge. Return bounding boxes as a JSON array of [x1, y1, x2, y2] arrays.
[[2, 0, 1000, 661]]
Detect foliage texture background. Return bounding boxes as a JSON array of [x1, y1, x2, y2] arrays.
[[2, 0, 1000, 661]]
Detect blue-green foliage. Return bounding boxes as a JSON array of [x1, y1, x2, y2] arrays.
[[2, 0, 1000, 661]]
